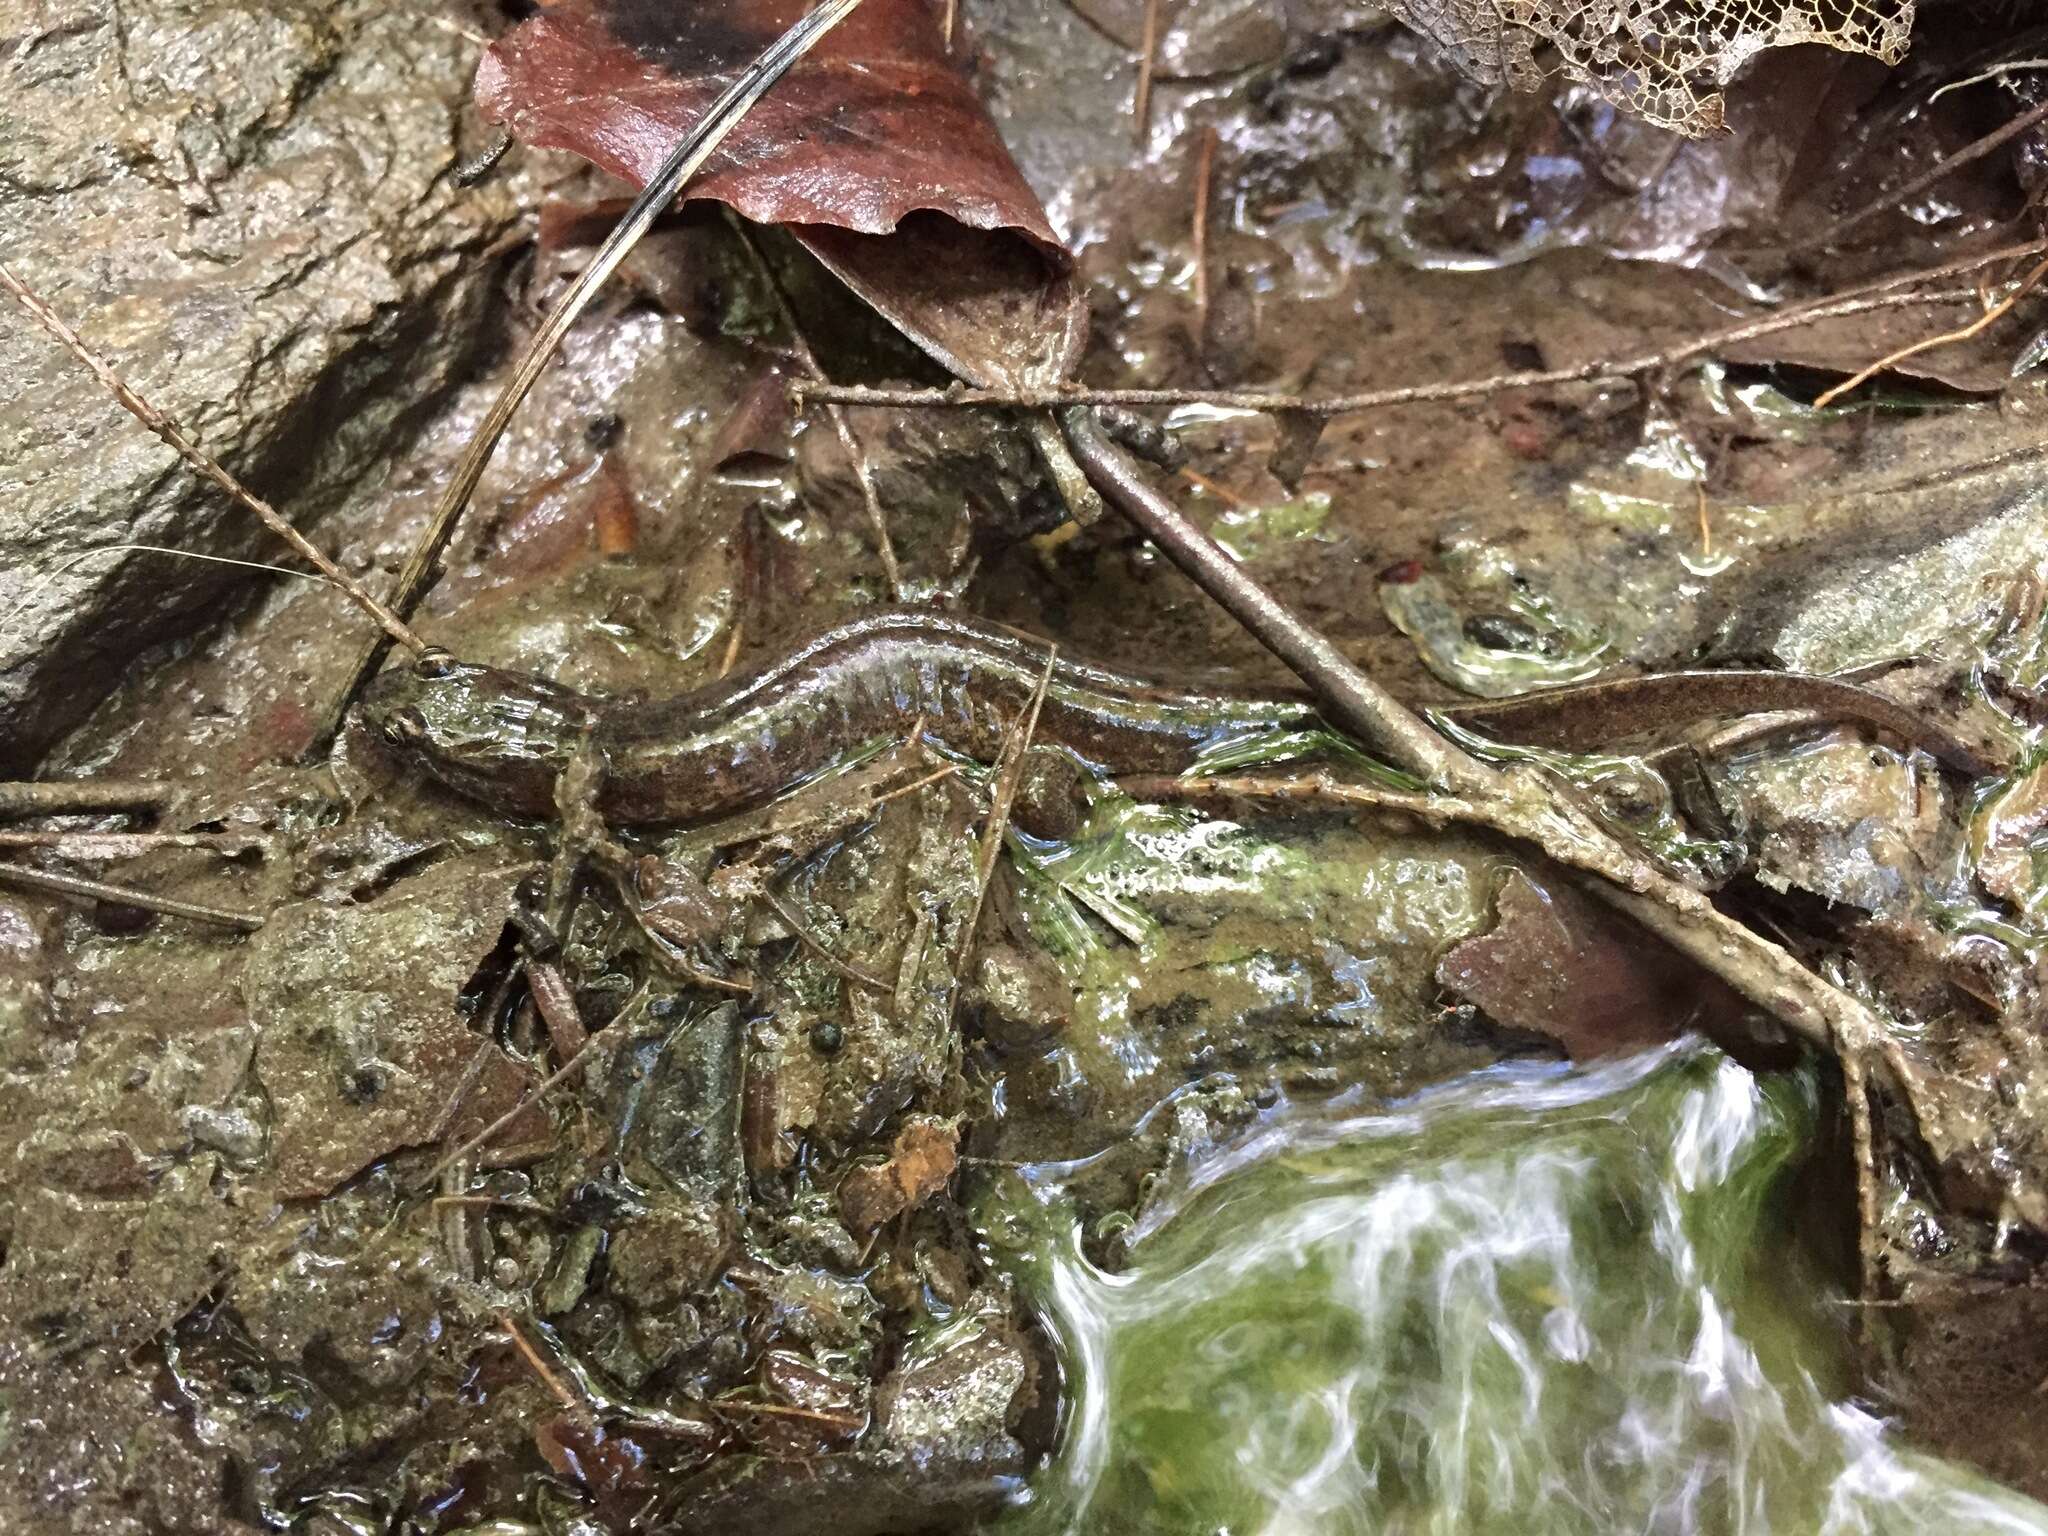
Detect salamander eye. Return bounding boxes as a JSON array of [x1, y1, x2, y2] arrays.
[[415, 648, 459, 679], [382, 706, 429, 745]]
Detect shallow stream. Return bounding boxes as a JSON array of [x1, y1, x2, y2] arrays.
[[979, 1045, 2048, 1535]]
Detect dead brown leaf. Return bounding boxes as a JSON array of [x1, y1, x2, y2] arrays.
[[838, 1113, 958, 1232], [1437, 871, 1750, 1060]]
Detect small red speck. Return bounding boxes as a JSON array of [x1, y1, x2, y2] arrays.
[[1501, 419, 1551, 461], [1379, 559, 1424, 584]]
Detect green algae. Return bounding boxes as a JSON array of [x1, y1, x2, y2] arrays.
[[975, 1045, 2048, 1536]]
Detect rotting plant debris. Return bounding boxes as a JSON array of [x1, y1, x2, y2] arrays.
[[5, 1, 2048, 1531]]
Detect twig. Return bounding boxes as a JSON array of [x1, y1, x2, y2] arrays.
[[1063, 409, 1480, 790], [714, 1399, 866, 1429], [0, 862, 263, 931], [417, 1028, 609, 1189], [953, 650, 1055, 996], [0, 262, 425, 655], [1694, 483, 1714, 562], [1111, 768, 1915, 1080], [3, 544, 339, 649], [871, 763, 959, 808], [728, 216, 902, 597], [0, 780, 173, 817], [1192, 125, 1217, 342], [1806, 98, 2048, 248], [1813, 251, 2048, 406], [792, 241, 2048, 418], [1134, 0, 1162, 142], [1065, 418, 1930, 1107], [0, 831, 265, 858], [313, 0, 870, 751], [760, 884, 891, 991], [942, 0, 956, 48], [796, 288, 1973, 414], [1181, 465, 1247, 508], [1931, 59, 2048, 102], [427, 1038, 500, 1145], [527, 958, 589, 1058], [426, 14, 491, 47], [1842, 1052, 1887, 1322], [499, 1313, 586, 1417], [658, 956, 757, 996]]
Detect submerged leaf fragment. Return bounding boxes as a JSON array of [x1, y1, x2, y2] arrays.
[[1437, 872, 1751, 1060]]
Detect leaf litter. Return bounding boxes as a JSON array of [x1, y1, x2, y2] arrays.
[[4, 0, 2048, 1530]]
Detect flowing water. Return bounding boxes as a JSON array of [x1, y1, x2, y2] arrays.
[[978, 1044, 2048, 1536]]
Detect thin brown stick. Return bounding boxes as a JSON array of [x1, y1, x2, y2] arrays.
[[729, 217, 902, 596], [960, 649, 1055, 964], [760, 884, 891, 991], [427, 1039, 500, 1145], [1192, 125, 1217, 340], [795, 287, 1966, 414], [659, 956, 757, 996], [1181, 465, 1248, 509], [942, 0, 957, 47], [714, 1399, 866, 1429], [871, 763, 959, 808], [1813, 251, 2048, 407], [0, 831, 266, 858], [527, 958, 589, 1059], [792, 242, 2048, 418], [1843, 1053, 1887, 1321], [419, 1029, 609, 1188], [0, 861, 264, 931], [1134, 0, 1162, 141], [314, 0, 871, 750], [1113, 769, 1919, 1083], [425, 14, 491, 47], [499, 1313, 586, 1416], [0, 262, 426, 655], [1066, 411, 1479, 790], [432, 1193, 554, 1216], [0, 780, 173, 817], [1065, 433, 1936, 1146], [1807, 98, 2048, 249]]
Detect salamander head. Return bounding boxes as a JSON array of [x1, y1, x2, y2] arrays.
[[361, 650, 595, 814]]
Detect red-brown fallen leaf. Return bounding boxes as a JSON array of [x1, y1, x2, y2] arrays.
[[797, 213, 1088, 390], [480, 0, 1087, 393], [476, 0, 1061, 255], [838, 1114, 958, 1232], [1437, 871, 1751, 1061]]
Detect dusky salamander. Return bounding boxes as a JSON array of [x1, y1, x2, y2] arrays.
[[361, 609, 1991, 825]]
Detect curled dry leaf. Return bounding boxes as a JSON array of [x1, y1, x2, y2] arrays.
[[477, 0, 1087, 391]]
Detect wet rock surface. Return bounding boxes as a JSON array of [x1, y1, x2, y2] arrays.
[[0, 0, 522, 771]]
